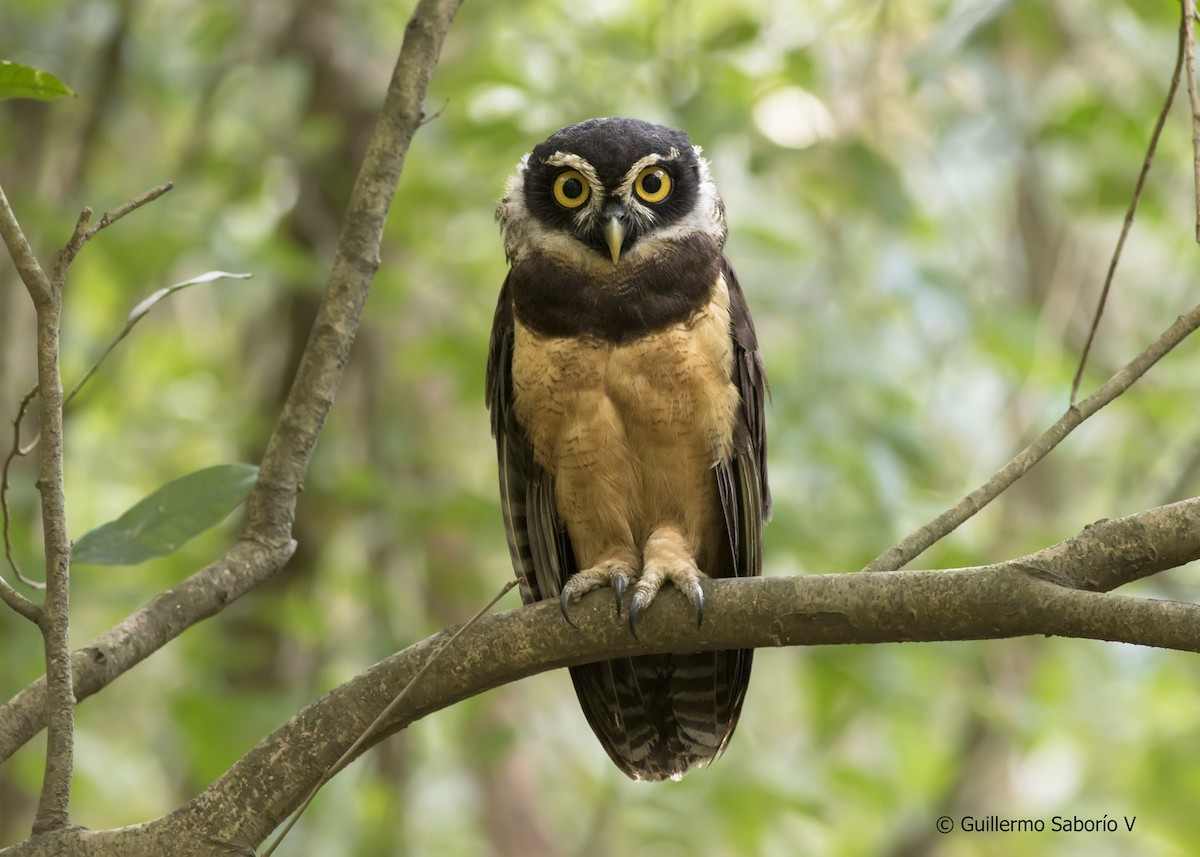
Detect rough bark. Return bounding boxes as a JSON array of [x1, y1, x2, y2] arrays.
[[3, 497, 1199, 855]]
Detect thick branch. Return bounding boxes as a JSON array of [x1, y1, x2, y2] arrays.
[[0, 0, 464, 766], [165, 499, 1200, 850], [2, 497, 1197, 856]]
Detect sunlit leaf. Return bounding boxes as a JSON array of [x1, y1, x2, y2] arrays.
[[72, 464, 259, 565], [0, 61, 74, 101]]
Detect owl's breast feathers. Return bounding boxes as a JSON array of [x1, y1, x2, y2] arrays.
[[506, 232, 721, 343], [511, 267, 739, 563], [510, 268, 738, 476]]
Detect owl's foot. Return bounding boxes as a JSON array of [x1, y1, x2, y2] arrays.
[[559, 557, 637, 628], [629, 528, 706, 638]]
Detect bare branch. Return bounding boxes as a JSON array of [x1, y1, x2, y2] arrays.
[[0, 570, 39, 623], [0, 0, 466, 767], [1069, 12, 1185, 404], [2, 498, 1190, 856], [0, 183, 53, 305], [0, 383, 42, 621], [2, 161, 175, 844], [63, 271, 252, 408], [2, 385, 45, 596], [83, 182, 174, 242], [862, 301, 1200, 573], [28, 263, 72, 835], [261, 578, 517, 857], [0, 538, 294, 765], [418, 98, 450, 126], [167, 499, 1200, 851], [1185, 0, 1200, 242], [51, 183, 173, 286]]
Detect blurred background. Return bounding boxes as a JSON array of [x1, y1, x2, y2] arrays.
[[2, 1, 1199, 854]]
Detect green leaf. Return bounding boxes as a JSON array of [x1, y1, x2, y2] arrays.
[[72, 464, 259, 565], [0, 61, 75, 102]]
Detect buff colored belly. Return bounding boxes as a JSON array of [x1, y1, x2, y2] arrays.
[[510, 277, 738, 569]]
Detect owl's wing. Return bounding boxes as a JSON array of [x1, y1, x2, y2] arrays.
[[486, 272, 575, 606], [715, 253, 771, 582]]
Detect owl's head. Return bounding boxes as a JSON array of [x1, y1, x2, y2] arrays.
[[497, 118, 726, 269]]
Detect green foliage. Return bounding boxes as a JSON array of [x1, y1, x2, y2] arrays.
[[0, 60, 73, 101], [72, 464, 258, 565]]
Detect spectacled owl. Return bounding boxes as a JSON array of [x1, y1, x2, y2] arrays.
[[487, 117, 769, 781]]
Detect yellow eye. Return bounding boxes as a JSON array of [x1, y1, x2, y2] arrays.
[[634, 166, 672, 203], [552, 170, 590, 209]]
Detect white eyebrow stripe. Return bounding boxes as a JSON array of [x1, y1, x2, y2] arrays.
[[614, 147, 680, 199], [541, 152, 609, 231], [544, 152, 604, 192]]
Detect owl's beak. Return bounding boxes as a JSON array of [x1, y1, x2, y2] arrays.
[[603, 209, 628, 264]]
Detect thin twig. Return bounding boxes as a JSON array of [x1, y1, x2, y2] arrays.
[[260, 578, 518, 857], [0, 184, 53, 304], [0, 567, 40, 622], [1069, 14, 1185, 405], [52, 182, 173, 286], [2, 385, 46, 591], [861, 300, 1200, 573], [418, 98, 450, 127], [63, 271, 252, 407], [84, 182, 174, 241], [0, 272, 249, 597], [1186, 1, 1200, 243]]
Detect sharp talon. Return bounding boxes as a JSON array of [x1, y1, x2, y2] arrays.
[[629, 597, 642, 639], [614, 574, 626, 616], [694, 584, 704, 629], [560, 589, 578, 629]]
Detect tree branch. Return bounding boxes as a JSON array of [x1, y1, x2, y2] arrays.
[[1, 384, 45, 601], [2, 497, 1197, 856], [27, 289, 72, 834], [245, 0, 463, 544], [1069, 9, 1184, 403], [0, 0, 466, 767], [2, 174, 178, 834], [0, 538, 294, 764], [50, 183, 173, 287], [0, 185, 52, 305], [861, 301, 1200, 573], [1184, 0, 1200, 242], [259, 578, 518, 857], [865, 5, 1200, 573]]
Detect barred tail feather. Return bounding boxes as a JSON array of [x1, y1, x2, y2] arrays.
[[569, 649, 753, 782]]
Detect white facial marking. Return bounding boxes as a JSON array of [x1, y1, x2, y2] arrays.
[[496, 141, 727, 271], [544, 151, 605, 232], [614, 147, 680, 201]]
